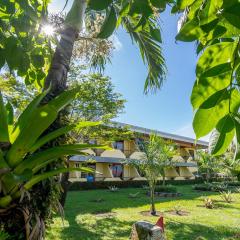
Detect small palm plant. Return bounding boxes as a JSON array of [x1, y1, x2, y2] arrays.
[[0, 89, 108, 238], [220, 191, 233, 203], [204, 197, 214, 209]]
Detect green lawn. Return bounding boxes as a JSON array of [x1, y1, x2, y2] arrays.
[[46, 185, 240, 240]]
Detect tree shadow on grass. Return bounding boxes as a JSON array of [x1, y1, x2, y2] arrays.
[[49, 212, 135, 240], [166, 220, 239, 240]]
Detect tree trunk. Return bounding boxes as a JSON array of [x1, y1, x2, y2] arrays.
[[206, 169, 210, 183], [162, 174, 166, 186], [150, 187, 156, 215], [42, 0, 87, 208]]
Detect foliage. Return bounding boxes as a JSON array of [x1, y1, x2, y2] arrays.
[[69, 73, 125, 122], [222, 153, 240, 180], [86, 0, 168, 93], [193, 182, 228, 192], [0, 73, 36, 113], [128, 134, 177, 214], [0, 0, 167, 93], [154, 185, 177, 193], [174, 204, 183, 215], [128, 192, 140, 198], [108, 186, 119, 192], [173, 0, 240, 156], [0, 0, 52, 89], [220, 190, 233, 203], [196, 150, 222, 182], [204, 197, 214, 209], [68, 179, 201, 191], [0, 90, 108, 238]]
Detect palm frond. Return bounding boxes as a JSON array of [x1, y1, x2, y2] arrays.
[[122, 18, 166, 94]]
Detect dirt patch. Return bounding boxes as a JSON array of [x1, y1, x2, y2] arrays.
[[139, 211, 163, 217], [165, 210, 190, 216]]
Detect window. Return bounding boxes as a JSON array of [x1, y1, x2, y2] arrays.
[[112, 141, 124, 151], [75, 163, 80, 168], [110, 164, 123, 178]]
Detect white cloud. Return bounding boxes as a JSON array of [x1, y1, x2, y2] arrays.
[[110, 35, 123, 52], [175, 123, 210, 142]]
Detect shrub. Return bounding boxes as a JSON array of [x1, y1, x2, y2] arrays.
[[108, 186, 119, 192], [174, 205, 182, 215], [193, 182, 227, 192], [225, 181, 240, 187], [154, 185, 177, 193], [69, 179, 203, 191], [220, 191, 233, 203], [204, 198, 214, 209]]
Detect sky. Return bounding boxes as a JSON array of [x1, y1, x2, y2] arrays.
[[49, 1, 208, 142]]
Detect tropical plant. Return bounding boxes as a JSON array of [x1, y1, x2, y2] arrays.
[[108, 186, 119, 192], [204, 197, 214, 209], [196, 150, 221, 182], [129, 192, 140, 199], [174, 204, 182, 215], [220, 190, 233, 203], [0, 89, 108, 239], [173, 0, 240, 157], [130, 134, 176, 215]]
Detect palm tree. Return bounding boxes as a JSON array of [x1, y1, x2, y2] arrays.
[[135, 134, 176, 215]]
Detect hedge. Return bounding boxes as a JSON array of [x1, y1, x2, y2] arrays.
[[68, 179, 204, 191]]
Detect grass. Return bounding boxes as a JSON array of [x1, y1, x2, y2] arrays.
[[46, 185, 240, 240]]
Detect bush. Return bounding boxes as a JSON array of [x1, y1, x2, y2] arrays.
[[225, 181, 240, 187], [69, 179, 203, 191], [193, 182, 227, 192], [154, 185, 177, 193]]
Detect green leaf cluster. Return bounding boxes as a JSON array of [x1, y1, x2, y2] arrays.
[[0, 0, 52, 89], [0, 89, 108, 208], [87, 0, 170, 93], [174, 0, 240, 156]]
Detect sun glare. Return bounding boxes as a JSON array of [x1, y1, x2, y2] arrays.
[[42, 24, 55, 36]]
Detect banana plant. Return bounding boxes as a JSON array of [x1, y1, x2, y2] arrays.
[[0, 88, 108, 208]]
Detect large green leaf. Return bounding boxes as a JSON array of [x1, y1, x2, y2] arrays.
[[0, 92, 9, 143], [97, 6, 117, 39], [191, 71, 231, 109], [176, 18, 203, 42], [10, 89, 48, 143], [29, 125, 75, 153], [196, 41, 237, 78], [198, 0, 223, 26], [222, 2, 240, 30], [234, 117, 240, 160], [88, 0, 112, 10], [29, 121, 100, 153], [129, 0, 153, 17], [172, 0, 196, 13], [7, 88, 79, 167], [23, 167, 94, 190], [209, 115, 235, 155], [193, 89, 229, 138], [123, 19, 166, 93], [14, 144, 109, 174], [0, 195, 12, 208]]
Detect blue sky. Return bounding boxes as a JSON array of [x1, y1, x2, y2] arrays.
[[49, 1, 207, 141]]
